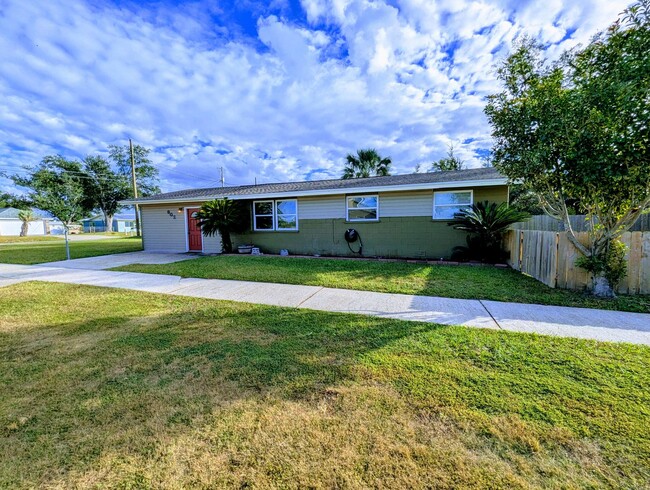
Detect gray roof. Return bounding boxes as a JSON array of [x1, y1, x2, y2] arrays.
[[0, 207, 50, 219], [134, 167, 505, 203]]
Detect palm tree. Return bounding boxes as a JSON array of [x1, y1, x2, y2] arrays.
[[449, 201, 529, 262], [18, 210, 37, 237], [196, 198, 249, 253], [342, 149, 392, 179]]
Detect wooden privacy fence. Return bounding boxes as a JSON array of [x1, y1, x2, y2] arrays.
[[510, 214, 650, 232], [505, 229, 650, 294]]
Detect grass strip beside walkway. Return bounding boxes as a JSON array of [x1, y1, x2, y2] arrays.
[[114, 255, 650, 313], [0, 236, 62, 244]]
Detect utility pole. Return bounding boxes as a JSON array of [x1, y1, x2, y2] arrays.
[[130, 138, 141, 237], [220, 167, 225, 187]]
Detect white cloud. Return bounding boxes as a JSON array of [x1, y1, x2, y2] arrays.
[[0, 0, 631, 194]]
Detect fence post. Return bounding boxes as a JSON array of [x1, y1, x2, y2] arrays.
[[518, 230, 524, 271], [553, 232, 559, 288]]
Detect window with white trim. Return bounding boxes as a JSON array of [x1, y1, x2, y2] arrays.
[[253, 201, 274, 230], [432, 190, 473, 220], [253, 199, 298, 231], [275, 200, 298, 230], [346, 195, 379, 221]]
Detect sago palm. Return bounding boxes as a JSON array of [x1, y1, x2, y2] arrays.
[[342, 149, 392, 179], [196, 198, 249, 253], [449, 201, 529, 262]]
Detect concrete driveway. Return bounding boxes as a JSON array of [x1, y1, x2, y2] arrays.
[[41, 251, 199, 270]]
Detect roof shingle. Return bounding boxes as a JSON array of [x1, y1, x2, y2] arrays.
[[133, 167, 506, 203]]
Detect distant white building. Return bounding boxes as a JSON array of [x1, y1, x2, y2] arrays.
[[0, 207, 59, 236]]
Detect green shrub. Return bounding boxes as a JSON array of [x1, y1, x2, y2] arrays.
[[449, 201, 529, 263]]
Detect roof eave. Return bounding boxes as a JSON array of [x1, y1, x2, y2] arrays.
[[121, 178, 509, 206]]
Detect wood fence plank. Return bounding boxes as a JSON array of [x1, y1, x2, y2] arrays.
[[641, 233, 650, 293], [506, 228, 649, 294], [620, 233, 632, 294]]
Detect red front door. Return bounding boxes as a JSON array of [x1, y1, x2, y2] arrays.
[[187, 208, 202, 251]]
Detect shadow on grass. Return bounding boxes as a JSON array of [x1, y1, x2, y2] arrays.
[[2, 282, 649, 488], [0, 297, 443, 485]]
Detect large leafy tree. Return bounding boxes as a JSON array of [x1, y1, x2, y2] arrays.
[[508, 185, 546, 215], [196, 198, 250, 253], [0, 192, 29, 209], [484, 0, 650, 296], [108, 143, 160, 197], [81, 155, 130, 232], [430, 143, 465, 172], [342, 149, 392, 179], [13, 156, 92, 259]]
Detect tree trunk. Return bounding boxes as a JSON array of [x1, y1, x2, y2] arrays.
[[105, 213, 114, 233], [220, 229, 232, 253], [64, 227, 71, 260], [20, 221, 28, 237], [592, 273, 616, 298]]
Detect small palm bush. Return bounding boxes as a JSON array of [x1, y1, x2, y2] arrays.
[[449, 201, 529, 263], [18, 210, 37, 237], [196, 199, 250, 253]]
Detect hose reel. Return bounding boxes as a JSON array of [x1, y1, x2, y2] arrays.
[[344, 228, 363, 255]]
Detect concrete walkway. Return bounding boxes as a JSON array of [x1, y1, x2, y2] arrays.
[[1, 256, 649, 346], [41, 251, 200, 270]]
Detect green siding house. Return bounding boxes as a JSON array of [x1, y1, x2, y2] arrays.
[[125, 168, 509, 259]]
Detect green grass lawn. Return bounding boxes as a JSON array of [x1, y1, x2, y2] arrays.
[[0, 237, 142, 264], [85, 231, 136, 236], [0, 236, 62, 244], [0, 282, 648, 488], [114, 255, 650, 313]]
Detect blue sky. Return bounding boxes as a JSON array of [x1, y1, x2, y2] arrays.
[[0, 0, 630, 193]]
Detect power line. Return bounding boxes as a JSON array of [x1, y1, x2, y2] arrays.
[[151, 161, 227, 185], [1, 162, 229, 189]]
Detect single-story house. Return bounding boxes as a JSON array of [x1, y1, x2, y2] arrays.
[[81, 212, 136, 233], [123, 167, 509, 259], [0, 207, 52, 236]]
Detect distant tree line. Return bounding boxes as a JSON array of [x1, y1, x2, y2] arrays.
[[5, 143, 159, 255], [341, 143, 478, 179]]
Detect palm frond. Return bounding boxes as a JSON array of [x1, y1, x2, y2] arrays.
[[341, 148, 392, 179], [449, 201, 529, 262]]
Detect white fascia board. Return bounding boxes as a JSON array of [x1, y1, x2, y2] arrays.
[[121, 178, 509, 206]]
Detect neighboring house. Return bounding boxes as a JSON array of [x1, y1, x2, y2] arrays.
[[123, 168, 509, 259], [0, 207, 51, 236], [81, 213, 136, 233]]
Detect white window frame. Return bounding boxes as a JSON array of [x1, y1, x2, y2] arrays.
[[346, 194, 379, 222], [253, 199, 299, 231], [253, 200, 275, 231], [432, 189, 473, 220], [274, 199, 299, 231]]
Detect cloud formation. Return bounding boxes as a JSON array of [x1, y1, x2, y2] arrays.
[[0, 0, 630, 193]]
